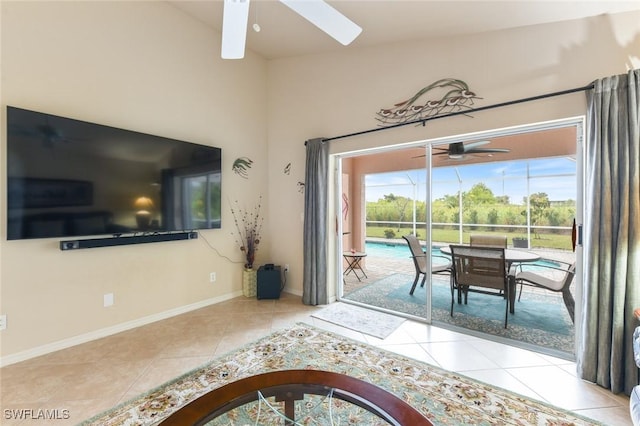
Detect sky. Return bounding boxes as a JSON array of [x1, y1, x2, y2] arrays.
[[365, 157, 577, 204]]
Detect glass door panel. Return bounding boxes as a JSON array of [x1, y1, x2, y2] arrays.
[[337, 120, 581, 359]]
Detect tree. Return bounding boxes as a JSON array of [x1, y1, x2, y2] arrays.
[[463, 183, 496, 206], [495, 195, 510, 204], [437, 193, 460, 209], [383, 193, 411, 231], [524, 192, 550, 238], [488, 208, 499, 231], [467, 209, 479, 229]]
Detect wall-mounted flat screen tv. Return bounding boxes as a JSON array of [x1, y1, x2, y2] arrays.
[[7, 106, 222, 240]]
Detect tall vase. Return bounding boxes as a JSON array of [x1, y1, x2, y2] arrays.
[[242, 267, 257, 298]]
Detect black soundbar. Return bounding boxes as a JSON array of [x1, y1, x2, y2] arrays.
[[59, 231, 198, 250]]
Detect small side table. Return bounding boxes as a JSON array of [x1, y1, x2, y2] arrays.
[[343, 252, 367, 281]]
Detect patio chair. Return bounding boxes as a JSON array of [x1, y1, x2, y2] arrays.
[[470, 234, 507, 247], [402, 235, 451, 295], [514, 260, 575, 323], [449, 244, 511, 328], [469, 235, 508, 294]]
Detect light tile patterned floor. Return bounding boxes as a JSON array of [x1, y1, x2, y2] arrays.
[[0, 293, 631, 425]]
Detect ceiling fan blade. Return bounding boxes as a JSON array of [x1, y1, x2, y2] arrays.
[[279, 0, 362, 45], [461, 140, 491, 152], [221, 0, 250, 59], [466, 148, 510, 154]]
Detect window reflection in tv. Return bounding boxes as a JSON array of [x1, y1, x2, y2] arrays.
[[7, 106, 222, 240]]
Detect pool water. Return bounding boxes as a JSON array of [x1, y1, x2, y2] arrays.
[[364, 241, 563, 269], [365, 241, 441, 259]]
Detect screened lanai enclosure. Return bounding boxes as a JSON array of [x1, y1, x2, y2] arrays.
[[338, 121, 581, 359], [365, 158, 577, 250]]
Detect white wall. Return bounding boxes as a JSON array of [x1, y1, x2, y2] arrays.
[[265, 12, 640, 295], [0, 1, 269, 363]]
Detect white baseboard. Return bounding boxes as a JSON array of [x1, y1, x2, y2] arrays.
[[0, 291, 242, 367], [283, 285, 303, 297]]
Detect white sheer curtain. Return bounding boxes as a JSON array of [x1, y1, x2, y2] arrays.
[[579, 69, 640, 395]]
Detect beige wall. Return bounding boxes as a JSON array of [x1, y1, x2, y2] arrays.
[[266, 11, 640, 295], [1, 2, 639, 364], [0, 1, 269, 363]]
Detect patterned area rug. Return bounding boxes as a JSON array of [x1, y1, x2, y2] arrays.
[[81, 323, 601, 425], [311, 301, 405, 338], [344, 273, 575, 356]]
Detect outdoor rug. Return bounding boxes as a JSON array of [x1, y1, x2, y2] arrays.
[[80, 323, 602, 426], [311, 301, 405, 339], [344, 273, 575, 357]]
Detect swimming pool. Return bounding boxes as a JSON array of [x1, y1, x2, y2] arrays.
[[364, 241, 453, 269], [364, 240, 563, 269], [365, 241, 441, 259]]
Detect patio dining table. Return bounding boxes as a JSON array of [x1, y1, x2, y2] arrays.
[[439, 245, 540, 314]]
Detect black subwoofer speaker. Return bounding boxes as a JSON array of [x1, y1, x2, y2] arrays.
[[257, 265, 282, 299]]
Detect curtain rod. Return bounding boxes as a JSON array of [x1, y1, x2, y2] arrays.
[[319, 83, 595, 143]]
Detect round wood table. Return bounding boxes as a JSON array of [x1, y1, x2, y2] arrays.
[[158, 369, 433, 425]]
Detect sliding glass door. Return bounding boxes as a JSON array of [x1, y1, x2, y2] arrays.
[[336, 118, 583, 357]]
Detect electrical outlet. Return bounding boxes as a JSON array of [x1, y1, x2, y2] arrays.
[[0, 314, 7, 330], [103, 293, 114, 307], [210, 272, 216, 283], [284, 264, 289, 272]]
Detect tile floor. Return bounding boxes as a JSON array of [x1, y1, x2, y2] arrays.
[[0, 293, 631, 425]]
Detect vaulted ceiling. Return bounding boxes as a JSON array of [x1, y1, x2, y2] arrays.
[[168, 1, 625, 167], [169, 1, 640, 60]]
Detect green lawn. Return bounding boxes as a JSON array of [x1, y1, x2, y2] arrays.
[[366, 225, 573, 250]]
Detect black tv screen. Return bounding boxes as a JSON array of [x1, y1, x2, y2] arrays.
[[6, 106, 222, 240]]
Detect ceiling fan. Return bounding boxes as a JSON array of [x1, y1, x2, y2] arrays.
[[412, 141, 510, 160], [222, 0, 362, 59], [433, 141, 510, 159]]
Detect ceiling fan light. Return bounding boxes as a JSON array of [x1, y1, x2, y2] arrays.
[[279, 0, 362, 46], [221, 0, 251, 59]]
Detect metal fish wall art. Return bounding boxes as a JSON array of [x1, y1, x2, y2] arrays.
[[232, 157, 253, 179], [376, 78, 481, 126]]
